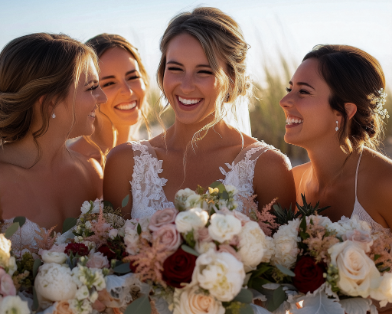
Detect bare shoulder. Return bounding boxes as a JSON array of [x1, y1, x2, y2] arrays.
[[293, 162, 311, 185], [106, 142, 135, 167]]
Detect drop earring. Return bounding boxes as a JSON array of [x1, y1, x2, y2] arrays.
[[335, 121, 339, 132], [52, 113, 56, 119]]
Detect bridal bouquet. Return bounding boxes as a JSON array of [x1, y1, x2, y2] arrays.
[[250, 201, 392, 314], [122, 182, 276, 314]]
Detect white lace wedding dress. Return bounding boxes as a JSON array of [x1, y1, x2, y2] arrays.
[[130, 140, 284, 219]]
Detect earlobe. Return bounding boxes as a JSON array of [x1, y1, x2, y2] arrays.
[[344, 103, 357, 120]]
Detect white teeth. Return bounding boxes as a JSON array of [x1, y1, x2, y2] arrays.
[[286, 116, 303, 125], [178, 96, 201, 105], [115, 101, 137, 110], [89, 111, 96, 118]]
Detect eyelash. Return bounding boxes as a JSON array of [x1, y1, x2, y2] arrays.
[[127, 75, 140, 80], [286, 87, 310, 94], [168, 67, 182, 71], [286, 87, 292, 93], [88, 85, 99, 91]]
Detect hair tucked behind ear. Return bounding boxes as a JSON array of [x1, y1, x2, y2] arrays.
[[0, 33, 97, 148], [157, 7, 251, 146], [303, 45, 386, 153]]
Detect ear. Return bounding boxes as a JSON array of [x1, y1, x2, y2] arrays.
[[344, 102, 357, 120]]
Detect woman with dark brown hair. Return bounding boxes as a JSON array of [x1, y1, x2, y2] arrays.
[[0, 33, 105, 240], [69, 34, 150, 165], [280, 44, 392, 231]]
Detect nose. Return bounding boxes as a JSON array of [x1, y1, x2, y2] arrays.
[[279, 92, 293, 110], [96, 86, 107, 105], [180, 73, 195, 94], [119, 79, 134, 97]]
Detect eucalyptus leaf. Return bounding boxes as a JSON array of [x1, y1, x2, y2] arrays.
[[276, 264, 295, 277], [248, 277, 271, 292], [5, 222, 19, 239], [122, 194, 130, 208], [251, 263, 271, 278], [33, 258, 42, 278], [233, 289, 253, 304], [181, 244, 200, 257], [32, 287, 39, 311], [291, 292, 344, 314], [113, 262, 131, 274], [62, 217, 77, 233], [13, 216, 26, 228], [240, 304, 255, 314], [124, 295, 151, 314]]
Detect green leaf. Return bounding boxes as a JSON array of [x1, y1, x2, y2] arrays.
[[5, 222, 20, 239], [261, 285, 287, 312], [184, 230, 196, 248], [248, 277, 271, 292], [62, 217, 77, 233], [181, 244, 200, 257], [124, 295, 151, 314], [239, 304, 254, 314], [32, 287, 39, 311], [272, 286, 287, 311], [374, 254, 381, 261], [113, 262, 131, 274], [220, 190, 229, 200], [251, 263, 271, 278], [103, 200, 114, 210], [33, 258, 42, 278], [233, 289, 253, 304], [137, 223, 142, 235], [13, 216, 26, 228], [276, 264, 295, 277], [122, 194, 130, 208]]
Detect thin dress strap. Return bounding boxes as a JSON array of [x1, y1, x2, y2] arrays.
[[354, 151, 363, 200]]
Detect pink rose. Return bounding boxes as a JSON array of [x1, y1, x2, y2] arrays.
[[196, 228, 212, 243], [218, 208, 250, 226], [149, 208, 178, 232], [218, 244, 242, 261], [86, 252, 110, 269], [0, 269, 16, 296], [153, 224, 181, 252]]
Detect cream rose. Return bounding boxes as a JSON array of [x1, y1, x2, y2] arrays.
[[149, 208, 178, 231], [217, 208, 250, 226], [192, 249, 245, 302], [173, 286, 225, 314], [238, 221, 266, 271], [174, 188, 199, 211], [329, 241, 380, 298], [370, 273, 392, 307], [152, 224, 181, 251], [41, 250, 67, 264], [208, 213, 241, 243], [175, 208, 209, 233]]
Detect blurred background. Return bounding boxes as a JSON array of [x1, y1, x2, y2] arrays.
[[1, 0, 391, 165]]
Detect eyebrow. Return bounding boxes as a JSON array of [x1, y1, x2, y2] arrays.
[[100, 70, 138, 80], [289, 81, 315, 90], [84, 79, 98, 86], [166, 60, 212, 68]]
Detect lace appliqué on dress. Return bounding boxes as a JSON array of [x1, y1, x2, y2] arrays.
[[131, 142, 174, 219]]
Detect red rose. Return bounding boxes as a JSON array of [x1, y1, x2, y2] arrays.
[[64, 243, 89, 256], [98, 244, 117, 261], [292, 256, 326, 294], [162, 247, 196, 288]]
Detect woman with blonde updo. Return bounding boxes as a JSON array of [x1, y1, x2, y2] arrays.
[[280, 45, 392, 231], [104, 7, 295, 219], [69, 34, 150, 165], [0, 33, 105, 234]]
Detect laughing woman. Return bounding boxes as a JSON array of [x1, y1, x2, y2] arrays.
[[103, 7, 295, 219], [69, 34, 150, 165], [280, 45, 392, 231]]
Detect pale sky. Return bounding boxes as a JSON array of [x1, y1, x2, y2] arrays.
[[1, 0, 391, 86]]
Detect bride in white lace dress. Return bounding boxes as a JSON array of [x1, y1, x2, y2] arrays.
[[0, 33, 105, 250], [280, 44, 392, 234], [104, 7, 296, 220]]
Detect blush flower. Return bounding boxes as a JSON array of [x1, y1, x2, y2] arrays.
[[149, 208, 178, 232], [153, 224, 181, 252]]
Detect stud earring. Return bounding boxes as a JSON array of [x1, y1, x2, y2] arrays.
[[52, 113, 56, 119], [335, 121, 339, 132]]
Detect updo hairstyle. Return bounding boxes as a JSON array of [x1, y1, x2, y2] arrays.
[[157, 7, 251, 142], [303, 45, 386, 153], [0, 33, 97, 146], [86, 33, 150, 130]]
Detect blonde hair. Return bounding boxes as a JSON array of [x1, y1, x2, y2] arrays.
[[157, 7, 251, 147], [0, 33, 97, 163]]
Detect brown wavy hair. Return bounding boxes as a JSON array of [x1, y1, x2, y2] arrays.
[[0, 33, 98, 164], [157, 7, 251, 146], [303, 45, 386, 153]]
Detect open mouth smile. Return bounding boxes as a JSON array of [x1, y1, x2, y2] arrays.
[[115, 101, 137, 111]]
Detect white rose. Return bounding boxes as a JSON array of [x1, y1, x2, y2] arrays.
[[41, 250, 67, 264], [174, 188, 199, 210], [225, 185, 238, 195], [173, 285, 225, 314], [195, 241, 217, 255], [208, 214, 242, 243], [370, 273, 392, 307], [192, 249, 245, 302], [271, 219, 300, 269], [238, 221, 266, 271], [261, 236, 275, 263], [109, 229, 118, 239], [0, 296, 30, 314], [185, 195, 203, 209], [175, 208, 209, 233], [80, 201, 91, 214], [329, 241, 380, 298], [35, 263, 77, 302]]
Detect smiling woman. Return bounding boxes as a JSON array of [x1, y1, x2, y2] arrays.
[[68, 34, 150, 165], [103, 7, 296, 220], [0, 33, 105, 236]]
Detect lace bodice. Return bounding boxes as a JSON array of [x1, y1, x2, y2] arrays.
[[130, 140, 282, 219], [1, 218, 42, 256]]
